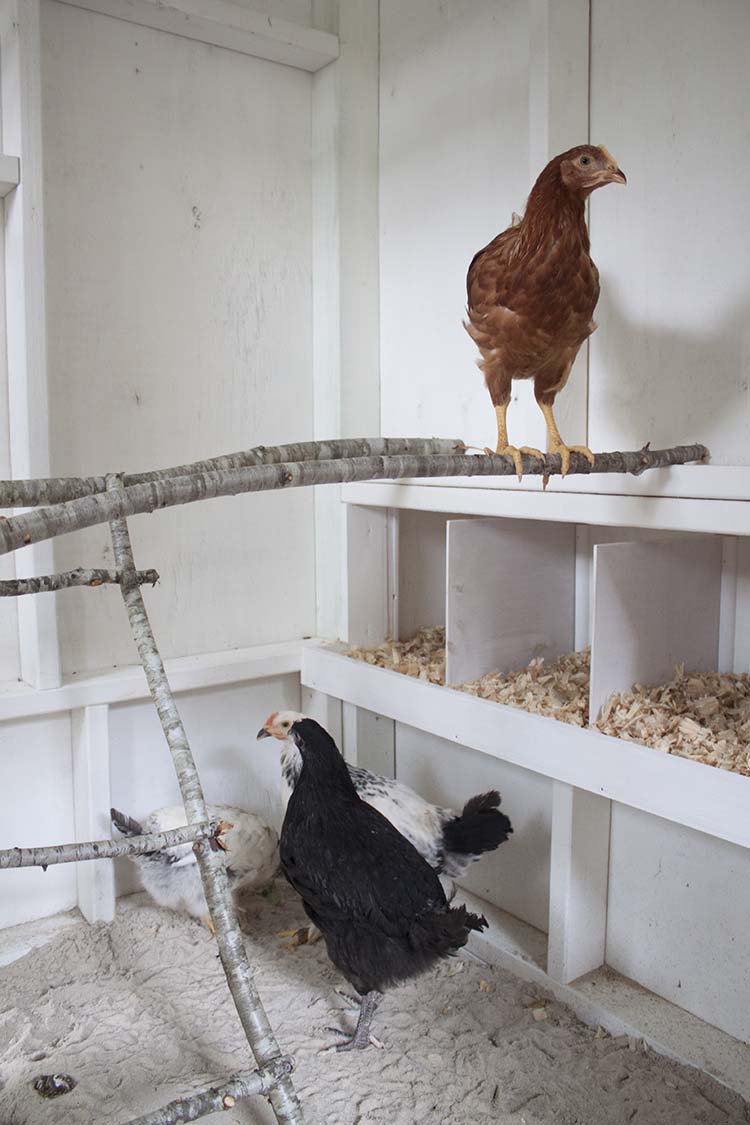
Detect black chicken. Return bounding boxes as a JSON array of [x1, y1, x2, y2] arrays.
[[278, 717, 488, 1050]]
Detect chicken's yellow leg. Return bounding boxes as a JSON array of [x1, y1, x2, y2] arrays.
[[484, 403, 543, 481], [539, 401, 595, 480]]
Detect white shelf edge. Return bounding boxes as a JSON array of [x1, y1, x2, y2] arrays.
[[341, 481, 750, 537], [0, 638, 306, 722], [56, 0, 340, 72], [0, 153, 20, 197], [301, 645, 750, 850]]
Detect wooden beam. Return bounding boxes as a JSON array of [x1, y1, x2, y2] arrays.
[[547, 782, 610, 983], [72, 705, 115, 923], [55, 0, 339, 72]]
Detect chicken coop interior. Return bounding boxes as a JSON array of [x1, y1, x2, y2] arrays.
[[1, 1, 749, 1123]]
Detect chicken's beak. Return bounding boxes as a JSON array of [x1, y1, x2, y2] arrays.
[[256, 726, 271, 740], [610, 166, 627, 185]]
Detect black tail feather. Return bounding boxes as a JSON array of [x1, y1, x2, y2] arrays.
[[442, 790, 513, 860], [110, 807, 145, 838]]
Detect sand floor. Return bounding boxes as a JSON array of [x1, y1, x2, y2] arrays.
[[0, 883, 748, 1125]]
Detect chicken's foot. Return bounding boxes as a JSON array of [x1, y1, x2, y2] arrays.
[[278, 923, 322, 949], [324, 990, 382, 1052], [485, 404, 543, 480], [539, 402, 595, 485]]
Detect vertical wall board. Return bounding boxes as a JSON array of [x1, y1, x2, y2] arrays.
[[301, 686, 342, 747], [108, 675, 299, 898], [72, 704, 115, 923], [732, 538, 750, 674], [379, 0, 530, 450], [0, 714, 77, 929], [397, 510, 450, 640], [342, 703, 395, 776], [1, 0, 60, 689], [40, 0, 315, 674], [395, 722, 551, 934], [589, 538, 722, 722], [589, 0, 750, 466], [446, 517, 575, 685], [547, 782, 610, 984], [345, 504, 389, 646], [607, 804, 750, 1043]]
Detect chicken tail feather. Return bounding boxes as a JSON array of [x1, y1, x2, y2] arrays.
[[110, 807, 145, 838], [442, 790, 513, 862]]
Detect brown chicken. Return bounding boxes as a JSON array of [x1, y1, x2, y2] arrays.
[[465, 144, 626, 480]]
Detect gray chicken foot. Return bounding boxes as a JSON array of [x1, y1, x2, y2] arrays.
[[324, 991, 383, 1052]]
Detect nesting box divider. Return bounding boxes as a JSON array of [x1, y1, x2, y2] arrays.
[[445, 517, 576, 685], [589, 538, 723, 725]]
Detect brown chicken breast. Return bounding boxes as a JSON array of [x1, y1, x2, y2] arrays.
[[465, 144, 626, 479]]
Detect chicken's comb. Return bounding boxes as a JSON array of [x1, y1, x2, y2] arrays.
[[265, 711, 278, 726], [596, 144, 618, 165]]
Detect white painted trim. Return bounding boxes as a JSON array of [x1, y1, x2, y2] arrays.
[[344, 463, 749, 502], [54, 0, 339, 72], [301, 645, 750, 850], [0, 153, 20, 197], [547, 782, 610, 984], [340, 481, 750, 537], [0, 639, 304, 722], [1, 0, 62, 690], [72, 705, 115, 923], [719, 537, 738, 673]]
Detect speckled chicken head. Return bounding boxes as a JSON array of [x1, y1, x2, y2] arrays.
[[256, 710, 306, 741], [558, 144, 626, 196]]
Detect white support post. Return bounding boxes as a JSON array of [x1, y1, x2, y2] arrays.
[[547, 781, 611, 984], [72, 704, 115, 923], [719, 536, 738, 674], [345, 503, 390, 646], [301, 685, 343, 748], [1, 0, 62, 689], [311, 0, 380, 642], [341, 701, 395, 776]]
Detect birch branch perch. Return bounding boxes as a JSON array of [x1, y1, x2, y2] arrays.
[[107, 482, 302, 1125], [0, 567, 159, 597], [0, 437, 463, 508], [0, 821, 221, 869], [0, 444, 709, 559], [124, 1061, 294, 1125]]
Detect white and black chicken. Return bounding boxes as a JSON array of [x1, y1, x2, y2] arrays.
[[258, 710, 512, 943], [110, 804, 279, 932]]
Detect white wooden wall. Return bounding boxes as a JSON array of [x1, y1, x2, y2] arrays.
[[379, 0, 750, 481]]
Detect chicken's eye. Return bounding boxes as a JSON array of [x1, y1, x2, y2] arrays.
[[579, 155, 592, 166]]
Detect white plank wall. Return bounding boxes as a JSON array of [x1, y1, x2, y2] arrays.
[[72, 705, 115, 923]]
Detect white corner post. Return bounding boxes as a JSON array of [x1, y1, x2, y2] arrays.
[[547, 781, 611, 984], [1, 0, 62, 688], [72, 704, 115, 923], [312, 0, 380, 643]]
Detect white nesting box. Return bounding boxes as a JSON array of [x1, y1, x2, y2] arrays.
[[1, 0, 749, 1099]]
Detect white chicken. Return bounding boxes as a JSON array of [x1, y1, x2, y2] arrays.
[[110, 803, 279, 932], [258, 710, 512, 945]]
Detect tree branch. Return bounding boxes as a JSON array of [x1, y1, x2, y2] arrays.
[[0, 437, 463, 508], [0, 444, 709, 559], [0, 566, 159, 597], [123, 1061, 294, 1125], [0, 821, 222, 870], [107, 484, 302, 1125]]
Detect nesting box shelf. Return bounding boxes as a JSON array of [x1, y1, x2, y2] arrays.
[[301, 644, 750, 851]]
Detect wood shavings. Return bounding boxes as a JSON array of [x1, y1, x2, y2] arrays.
[[595, 666, 750, 777], [457, 649, 590, 727], [346, 626, 446, 685], [346, 632, 750, 776]]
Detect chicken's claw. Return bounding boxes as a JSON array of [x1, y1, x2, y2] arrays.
[[546, 440, 596, 481], [483, 444, 539, 482]]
